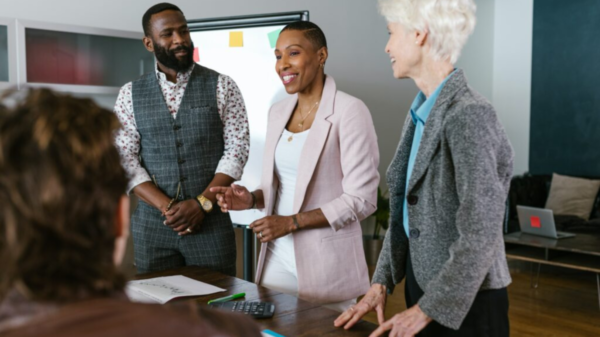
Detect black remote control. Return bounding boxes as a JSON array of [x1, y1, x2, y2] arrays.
[[208, 300, 275, 318]]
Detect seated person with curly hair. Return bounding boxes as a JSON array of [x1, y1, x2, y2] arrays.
[[0, 89, 260, 337]]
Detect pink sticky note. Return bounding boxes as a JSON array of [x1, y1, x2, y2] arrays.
[[193, 47, 200, 63], [530, 216, 541, 228]]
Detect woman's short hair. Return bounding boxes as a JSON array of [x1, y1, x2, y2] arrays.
[[0, 89, 128, 302], [378, 0, 476, 64], [281, 21, 328, 51]]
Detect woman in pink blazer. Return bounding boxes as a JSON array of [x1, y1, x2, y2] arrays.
[[211, 21, 379, 311]]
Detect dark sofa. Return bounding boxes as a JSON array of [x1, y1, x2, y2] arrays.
[[505, 174, 600, 234]]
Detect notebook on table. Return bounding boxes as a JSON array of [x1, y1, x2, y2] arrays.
[[125, 275, 225, 304]]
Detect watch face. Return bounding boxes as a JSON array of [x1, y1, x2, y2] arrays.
[[198, 196, 212, 212]]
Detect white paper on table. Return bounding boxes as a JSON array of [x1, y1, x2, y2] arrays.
[[125, 275, 225, 304]]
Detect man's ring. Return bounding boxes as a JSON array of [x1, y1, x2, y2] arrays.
[[186, 228, 192, 233], [349, 306, 355, 312], [259, 231, 263, 238]]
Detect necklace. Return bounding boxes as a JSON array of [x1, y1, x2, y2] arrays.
[[288, 101, 319, 142]]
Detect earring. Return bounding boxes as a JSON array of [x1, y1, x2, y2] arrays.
[[320, 64, 324, 68]]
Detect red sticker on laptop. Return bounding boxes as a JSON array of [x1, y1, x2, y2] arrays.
[[530, 216, 541, 228]]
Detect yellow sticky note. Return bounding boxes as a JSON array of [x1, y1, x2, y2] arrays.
[[229, 31, 244, 47]]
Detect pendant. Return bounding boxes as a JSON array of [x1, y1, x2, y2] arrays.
[[298, 122, 303, 128], [288, 135, 293, 142]]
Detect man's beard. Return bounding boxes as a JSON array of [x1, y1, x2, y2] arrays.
[[153, 41, 195, 73]]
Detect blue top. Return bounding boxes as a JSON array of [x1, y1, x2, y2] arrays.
[[403, 70, 456, 236]]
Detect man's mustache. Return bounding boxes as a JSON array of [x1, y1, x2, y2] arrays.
[[170, 46, 190, 53]]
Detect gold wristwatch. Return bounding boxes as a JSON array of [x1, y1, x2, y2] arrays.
[[196, 194, 213, 213]]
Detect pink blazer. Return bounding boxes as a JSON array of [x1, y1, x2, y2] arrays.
[[255, 76, 380, 303]]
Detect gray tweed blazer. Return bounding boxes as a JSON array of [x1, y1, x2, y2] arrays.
[[372, 69, 513, 330]]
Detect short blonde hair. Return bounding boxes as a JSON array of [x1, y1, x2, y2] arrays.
[[379, 0, 476, 64]]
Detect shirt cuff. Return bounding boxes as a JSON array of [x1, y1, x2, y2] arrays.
[[215, 158, 244, 181], [126, 167, 152, 195], [371, 274, 396, 294], [321, 198, 359, 232]]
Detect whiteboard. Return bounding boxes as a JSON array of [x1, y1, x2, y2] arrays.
[[190, 20, 299, 225]]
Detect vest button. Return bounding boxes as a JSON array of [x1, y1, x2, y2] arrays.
[[409, 228, 420, 239], [176, 141, 183, 147], [178, 159, 186, 164], [180, 177, 187, 182], [173, 125, 181, 130], [407, 195, 419, 205]]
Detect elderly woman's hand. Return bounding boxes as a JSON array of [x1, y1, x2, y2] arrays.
[[249, 215, 295, 243], [369, 304, 432, 337], [334, 283, 387, 329]]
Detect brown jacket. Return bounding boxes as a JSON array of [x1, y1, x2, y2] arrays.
[[0, 296, 261, 337]]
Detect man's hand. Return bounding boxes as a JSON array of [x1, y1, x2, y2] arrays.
[[249, 215, 294, 243], [369, 304, 432, 337], [335, 283, 387, 329], [163, 199, 205, 236]]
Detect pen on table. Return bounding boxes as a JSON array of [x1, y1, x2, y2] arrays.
[[207, 292, 246, 304]]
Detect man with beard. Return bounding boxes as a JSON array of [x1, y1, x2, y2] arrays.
[[113, 3, 249, 275]]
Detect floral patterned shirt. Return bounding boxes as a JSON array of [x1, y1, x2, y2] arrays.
[[114, 64, 249, 193]]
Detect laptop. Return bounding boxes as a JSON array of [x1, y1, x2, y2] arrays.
[[516, 205, 576, 239]]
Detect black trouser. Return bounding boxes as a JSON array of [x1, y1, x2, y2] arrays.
[[405, 248, 510, 337]]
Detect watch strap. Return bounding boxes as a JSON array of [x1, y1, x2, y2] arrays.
[[291, 214, 301, 231]]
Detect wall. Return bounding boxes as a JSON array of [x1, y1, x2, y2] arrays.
[[0, 0, 515, 180], [456, 0, 495, 102], [0, 25, 8, 82], [530, 0, 600, 178], [492, 0, 534, 175]]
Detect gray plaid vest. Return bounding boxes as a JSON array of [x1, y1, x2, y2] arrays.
[[131, 65, 223, 200], [129, 65, 235, 275]]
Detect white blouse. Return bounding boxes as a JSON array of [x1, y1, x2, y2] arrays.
[[269, 128, 310, 273]]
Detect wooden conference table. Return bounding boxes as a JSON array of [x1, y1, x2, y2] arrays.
[[135, 266, 384, 336]]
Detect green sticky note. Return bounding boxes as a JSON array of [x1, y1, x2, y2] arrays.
[[268, 29, 281, 48]]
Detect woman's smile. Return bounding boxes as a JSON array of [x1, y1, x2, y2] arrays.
[[281, 72, 299, 85]]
